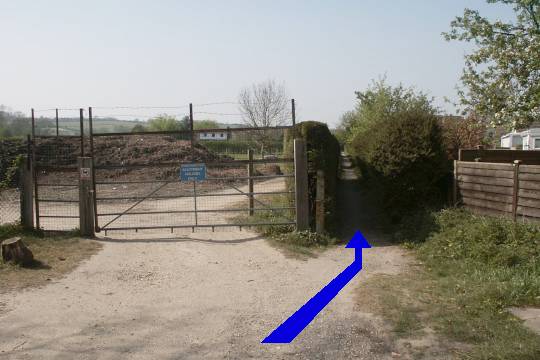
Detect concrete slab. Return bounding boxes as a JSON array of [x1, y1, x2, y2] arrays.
[[509, 307, 540, 335]]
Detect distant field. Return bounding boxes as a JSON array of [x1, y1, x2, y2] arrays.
[[35, 118, 145, 135]]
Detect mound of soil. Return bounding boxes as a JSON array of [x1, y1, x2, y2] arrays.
[[31, 136, 245, 182], [92, 135, 231, 166]]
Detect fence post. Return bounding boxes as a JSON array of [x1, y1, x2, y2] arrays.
[[291, 99, 296, 127], [294, 139, 309, 231], [315, 170, 325, 234], [512, 160, 522, 221], [79, 108, 84, 157], [19, 155, 34, 229], [78, 157, 95, 237], [247, 149, 254, 216], [189, 103, 194, 155], [453, 160, 458, 206]]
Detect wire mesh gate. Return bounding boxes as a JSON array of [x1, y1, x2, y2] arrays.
[[29, 103, 300, 233], [89, 112, 297, 234], [31, 108, 84, 231]]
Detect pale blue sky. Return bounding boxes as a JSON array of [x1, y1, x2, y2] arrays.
[[0, 0, 515, 126]]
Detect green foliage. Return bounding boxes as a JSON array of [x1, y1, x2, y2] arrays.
[[420, 209, 540, 272], [342, 79, 436, 145], [131, 124, 147, 132], [0, 223, 41, 241], [444, 0, 540, 128], [147, 114, 186, 132], [193, 119, 219, 130], [0, 155, 23, 190], [399, 208, 540, 307], [344, 80, 448, 222], [272, 230, 335, 247], [385, 208, 540, 358], [284, 121, 341, 233]]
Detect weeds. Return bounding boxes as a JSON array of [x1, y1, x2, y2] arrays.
[[376, 208, 540, 359]]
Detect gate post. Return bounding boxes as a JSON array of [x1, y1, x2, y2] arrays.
[[315, 170, 325, 234], [294, 139, 309, 231], [78, 157, 95, 237], [20, 155, 34, 229], [247, 149, 254, 216]]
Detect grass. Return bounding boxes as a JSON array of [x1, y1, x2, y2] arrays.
[[231, 194, 336, 258], [0, 223, 102, 293], [358, 208, 540, 359]]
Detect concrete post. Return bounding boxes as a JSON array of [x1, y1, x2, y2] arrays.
[[78, 157, 95, 237], [315, 170, 325, 234], [294, 139, 309, 231], [19, 156, 34, 229]]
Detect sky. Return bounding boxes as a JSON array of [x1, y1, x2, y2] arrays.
[[0, 0, 516, 127]]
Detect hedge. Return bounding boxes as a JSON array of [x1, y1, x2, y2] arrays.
[[284, 121, 341, 233]]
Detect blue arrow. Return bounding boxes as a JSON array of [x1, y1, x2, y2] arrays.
[[262, 231, 372, 344]]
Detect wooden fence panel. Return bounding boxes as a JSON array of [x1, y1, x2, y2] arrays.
[[455, 161, 540, 222], [460, 149, 540, 165]]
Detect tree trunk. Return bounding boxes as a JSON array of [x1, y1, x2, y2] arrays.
[[1, 237, 34, 266]]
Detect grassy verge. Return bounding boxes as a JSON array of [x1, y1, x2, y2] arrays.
[[232, 194, 336, 258], [0, 223, 102, 293], [358, 209, 540, 359]]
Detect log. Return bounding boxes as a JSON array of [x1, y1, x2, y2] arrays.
[[1, 237, 34, 266]]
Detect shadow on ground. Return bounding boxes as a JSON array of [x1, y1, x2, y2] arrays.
[[337, 154, 393, 247], [96, 234, 264, 245]]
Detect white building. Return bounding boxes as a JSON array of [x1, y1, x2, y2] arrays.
[[501, 128, 540, 150], [199, 131, 229, 141]]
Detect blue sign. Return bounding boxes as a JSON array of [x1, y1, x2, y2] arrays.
[[180, 164, 206, 181]]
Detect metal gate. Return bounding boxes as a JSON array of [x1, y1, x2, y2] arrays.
[[31, 109, 84, 231], [89, 108, 298, 234], [28, 103, 304, 234]]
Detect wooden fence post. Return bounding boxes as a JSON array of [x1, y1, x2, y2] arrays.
[[315, 170, 325, 233], [19, 155, 34, 229], [78, 157, 95, 237], [247, 149, 254, 216], [512, 160, 522, 221], [294, 139, 309, 231], [453, 160, 458, 206]]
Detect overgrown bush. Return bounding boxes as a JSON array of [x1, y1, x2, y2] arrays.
[[284, 121, 340, 233], [343, 80, 449, 223]]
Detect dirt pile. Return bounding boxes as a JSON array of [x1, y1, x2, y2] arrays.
[[92, 135, 231, 166], [32, 135, 232, 167]]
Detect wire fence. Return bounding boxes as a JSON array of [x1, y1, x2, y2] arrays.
[[33, 136, 80, 231], [4, 101, 298, 232]]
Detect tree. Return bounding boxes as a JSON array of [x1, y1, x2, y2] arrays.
[[238, 80, 290, 128], [147, 114, 185, 132], [439, 114, 488, 157], [238, 80, 290, 155], [341, 79, 437, 146], [444, 0, 540, 129]]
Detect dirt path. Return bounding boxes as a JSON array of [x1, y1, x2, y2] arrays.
[[0, 155, 411, 359]]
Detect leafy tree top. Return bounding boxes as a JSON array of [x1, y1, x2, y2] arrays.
[[444, 0, 540, 129]]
